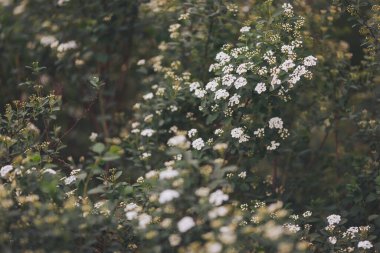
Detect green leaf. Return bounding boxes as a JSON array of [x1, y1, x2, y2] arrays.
[[91, 142, 105, 154]]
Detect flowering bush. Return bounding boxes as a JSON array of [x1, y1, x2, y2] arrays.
[[0, 0, 380, 252]]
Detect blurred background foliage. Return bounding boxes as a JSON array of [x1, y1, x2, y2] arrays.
[[0, 0, 379, 252]]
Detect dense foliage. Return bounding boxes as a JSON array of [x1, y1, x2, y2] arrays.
[[0, 0, 379, 252]]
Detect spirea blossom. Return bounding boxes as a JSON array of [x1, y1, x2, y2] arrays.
[[167, 135, 186, 147], [141, 129, 155, 137], [194, 88, 207, 98], [143, 92, 154, 100], [268, 117, 284, 129], [215, 52, 231, 64], [328, 236, 337, 245], [222, 74, 236, 87], [255, 82, 266, 94], [188, 129, 198, 138], [159, 168, 179, 180], [240, 26, 251, 33], [64, 175, 76, 185], [177, 216, 195, 233], [358, 240, 373, 249], [209, 190, 229, 206], [189, 82, 201, 92], [231, 128, 244, 138], [327, 214, 341, 225], [267, 141, 280, 150], [206, 80, 218, 91], [236, 63, 248, 75], [228, 94, 240, 106], [234, 77, 247, 89], [192, 138, 205, 150], [280, 59, 295, 72], [0, 165, 13, 177], [282, 3, 294, 17], [303, 56, 318, 66], [57, 40, 77, 52], [138, 213, 152, 229], [159, 189, 180, 204], [214, 89, 229, 100]]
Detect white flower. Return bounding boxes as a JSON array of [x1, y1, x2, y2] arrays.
[[0, 165, 13, 177], [254, 128, 265, 137], [358, 240, 373, 249], [64, 175, 76, 185], [303, 56, 317, 66], [280, 59, 295, 72], [194, 88, 207, 98], [214, 89, 229, 100], [234, 77, 247, 89], [125, 203, 138, 211], [189, 82, 201, 92], [58, 0, 70, 6], [195, 187, 210, 197], [284, 223, 301, 233], [145, 170, 158, 179], [303, 211, 312, 217], [188, 129, 198, 138], [255, 82, 267, 94], [231, 127, 244, 139], [328, 236, 337, 245], [192, 138, 205, 150], [126, 211, 138, 220], [268, 117, 284, 129], [125, 203, 139, 220], [169, 234, 181, 246], [238, 171, 246, 179], [40, 35, 58, 47], [168, 23, 181, 32], [282, 3, 294, 17], [206, 242, 222, 253], [289, 65, 307, 85], [43, 169, 57, 175], [138, 213, 152, 229], [236, 63, 248, 75], [214, 129, 224, 136], [141, 129, 155, 137], [209, 190, 229, 206], [344, 227, 359, 239], [177, 216, 195, 233], [240, 26, 251, 33], [267, 141, 280, 150], [206, 80, 219, 91], [222, 64, 234, 74], [327, 214, 341, 225], [159, 189, 180, 204], [137, 59, 146, 66], [222, 74, 236, 87], [89, 132, 98, 142], [239, 134, 250, 143], [215, 52, 231, 64], [140, 152, 152, 160], [228, 94, 240, 106], [167, 135, 189, 149], [57, 40, 77, 52], [159, 168, 179, 180], [143, 92, 154, 100], [208, 206, 229, 219]]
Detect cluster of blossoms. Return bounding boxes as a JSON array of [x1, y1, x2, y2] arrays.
[[279, 213, 375, 252], [184, 4, 317, 152]]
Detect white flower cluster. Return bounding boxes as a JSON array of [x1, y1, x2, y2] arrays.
[[231, 128, 250, 143], [185, 4, 317, 153], [0, 165, 13, 177], [209, 190, 229, 206]]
